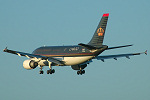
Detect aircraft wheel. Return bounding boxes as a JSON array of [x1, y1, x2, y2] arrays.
[[47, 69, 55, 74], [77, 71, 80, 75], [82, 70, 85, 74], [47, 70, 50, 74], [77, 70, 85, 75], [50, 70, 53, 74], [52, 69, 55, 73], [39, 70, 44, 74]]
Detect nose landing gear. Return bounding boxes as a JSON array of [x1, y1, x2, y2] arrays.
[[39, 66, 44, 74]]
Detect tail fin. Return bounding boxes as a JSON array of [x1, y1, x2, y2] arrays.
[[88, 13, 109, 48]]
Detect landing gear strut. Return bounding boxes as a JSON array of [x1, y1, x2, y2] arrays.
[[39, 66, 44, 74]]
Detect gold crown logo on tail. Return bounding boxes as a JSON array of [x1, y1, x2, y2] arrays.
[[97, 27, 104, 36]]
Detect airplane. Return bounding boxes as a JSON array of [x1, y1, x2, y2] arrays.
[[3, 13, 147, 75]]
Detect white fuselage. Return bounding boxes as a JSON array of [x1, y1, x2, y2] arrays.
[[37, 56, 94, 66]]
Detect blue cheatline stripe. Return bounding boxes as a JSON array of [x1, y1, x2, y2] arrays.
[[35, 52, 94, 57]]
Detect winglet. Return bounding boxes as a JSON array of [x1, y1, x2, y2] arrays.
[[3, 47, 8, 52], [145, 50, 147, 55]]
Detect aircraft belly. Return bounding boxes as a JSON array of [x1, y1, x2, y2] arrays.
[[32, 56, 93, 67], [63, 56, 93, 66]]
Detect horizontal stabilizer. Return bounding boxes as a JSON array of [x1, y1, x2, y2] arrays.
[[95, 50, 147, 61], [107, 44, 133, 50]]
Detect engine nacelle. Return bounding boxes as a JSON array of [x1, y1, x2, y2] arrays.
[[23, 60, 38, 70], [71, 64, 87, 70]]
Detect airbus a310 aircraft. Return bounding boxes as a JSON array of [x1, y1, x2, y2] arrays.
[[3, 13, 147, 75]]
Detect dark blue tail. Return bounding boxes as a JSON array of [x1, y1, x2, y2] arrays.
[[88, 13, 109, 48]]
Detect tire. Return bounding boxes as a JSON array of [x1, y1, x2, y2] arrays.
[[52, 69, 55, 73], [47, 70, 50, 74]]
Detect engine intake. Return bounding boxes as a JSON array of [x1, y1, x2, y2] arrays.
[[23, 60, 38, 69]]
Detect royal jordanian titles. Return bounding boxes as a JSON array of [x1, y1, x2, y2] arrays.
[[3, 13, 147, 75]]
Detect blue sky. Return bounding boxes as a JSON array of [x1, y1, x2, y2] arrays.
[[0, 0, 150, 100]]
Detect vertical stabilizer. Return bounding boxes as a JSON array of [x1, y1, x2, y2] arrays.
[[88, 13, 109, 48]]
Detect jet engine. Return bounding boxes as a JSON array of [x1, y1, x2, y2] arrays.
[[71, 64, 87, 70], [23, 60, 38, 69]]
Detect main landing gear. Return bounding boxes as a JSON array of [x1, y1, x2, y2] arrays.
[[39, 70, 44, 74], [77, 68, 85, 75], [39, 69, 55, 74], [46, 61, 55, 74], [47, 69, 55, 74], [77, 70, 85, 75], [39, 61, 55, 75]]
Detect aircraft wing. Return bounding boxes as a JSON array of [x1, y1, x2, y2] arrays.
[[95, 50, 147, 62], [3, 47, 64, 65]]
